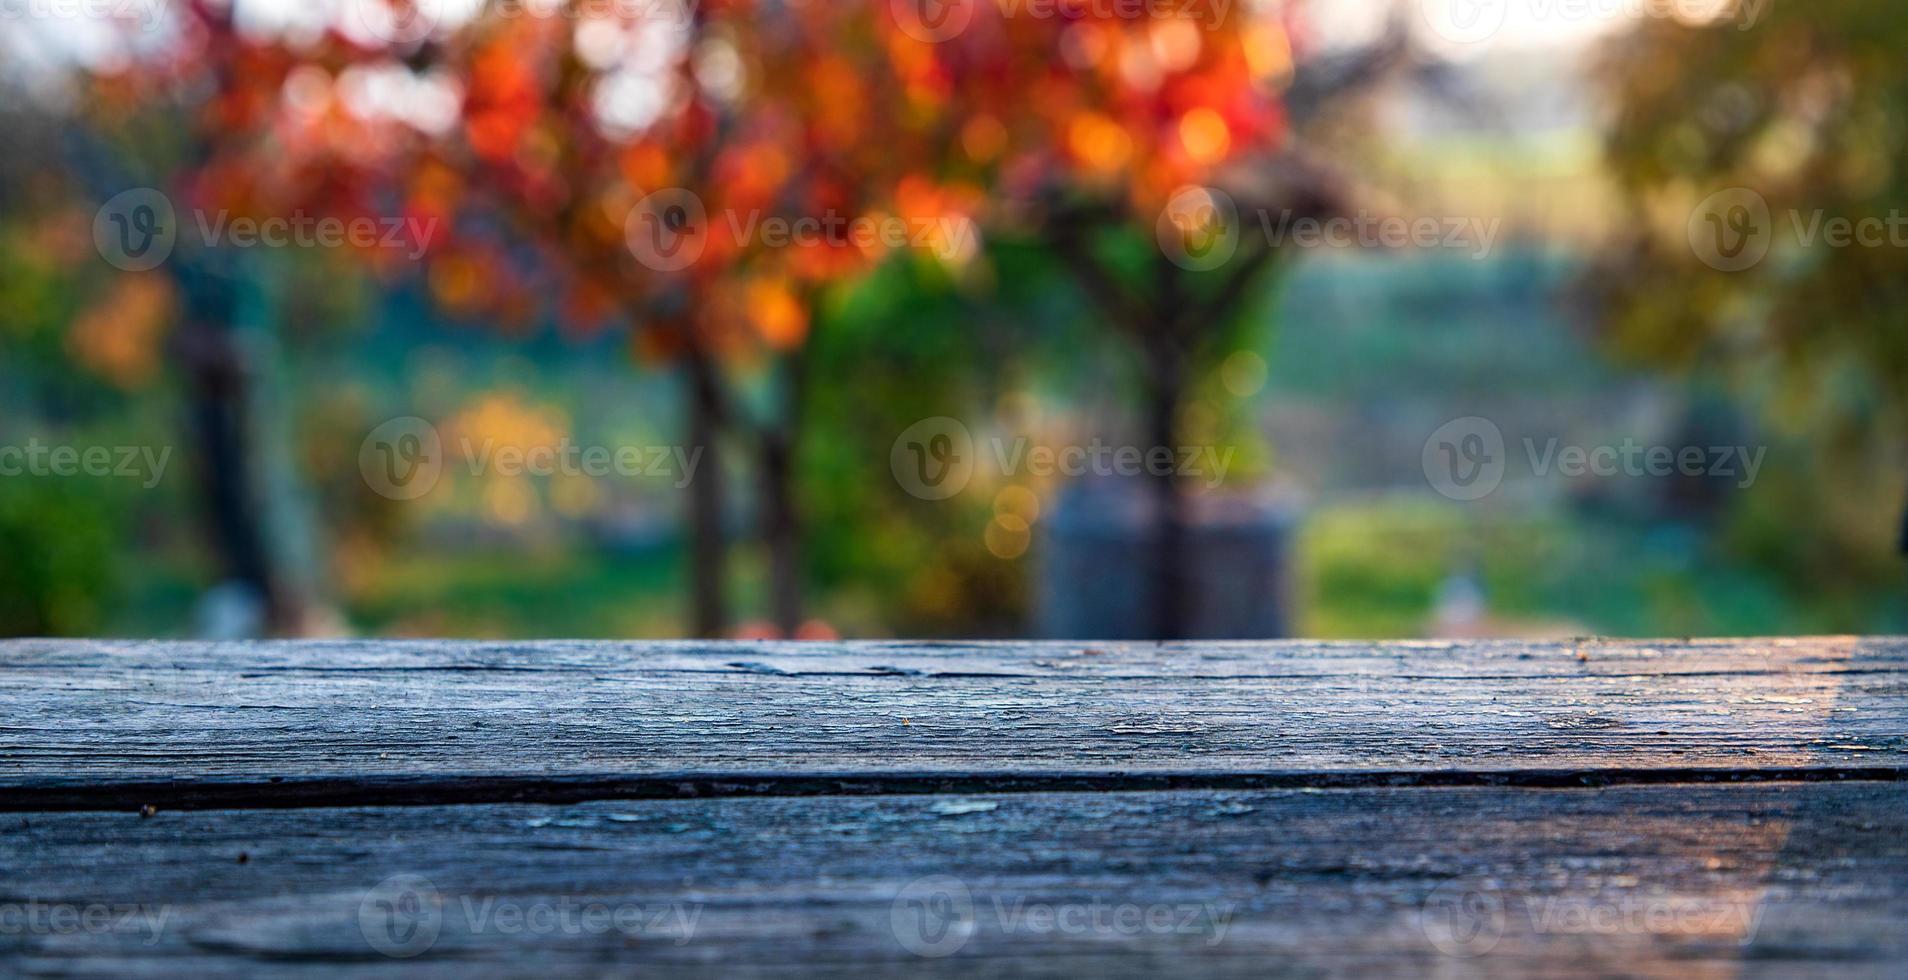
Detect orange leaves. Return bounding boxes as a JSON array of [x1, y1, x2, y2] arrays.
[[618, 143, 675, 196], [714, 141, 795, 214], [1242, 20, 1296, 88], [745, 277, 810, 350], [909, 3, 1291, 206], [1067, 111, 1135, 175], [961, 115, 1009, 164], [66, 274, 176, 391], [805, 56, 867, 152], [1177, 106, 1231, 164], [463, 39, 545, 164], [406, 159, 464, 234]]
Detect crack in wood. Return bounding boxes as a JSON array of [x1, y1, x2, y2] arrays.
[[9, 766, 1905, 814]]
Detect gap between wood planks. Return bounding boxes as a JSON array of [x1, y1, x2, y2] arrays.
[[9, 766, 1906, 814]]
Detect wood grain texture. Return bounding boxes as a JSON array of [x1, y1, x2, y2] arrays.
[[2, 638, 1904, 810], [4, 784, 1904, 978]]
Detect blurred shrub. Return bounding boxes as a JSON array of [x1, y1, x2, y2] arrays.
[[0, 477, 123, 636]]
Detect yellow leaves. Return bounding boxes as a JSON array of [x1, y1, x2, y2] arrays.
[[408, 160, 463, 222], [619, 143, 675, 194], [1243, 22, 1294, 88], [807, 56, 865, 149], [67, 273, 175, 391], [721, 141, 793, 210], [1068, 111, 1134, 174], [443, 391, 571, 457], [1148, 19, 1203, 74], [1178, 106, 1232, 165], [961, 115, 1008, 164], [428, 253, 486, 316], [745, 278, 810, 351]]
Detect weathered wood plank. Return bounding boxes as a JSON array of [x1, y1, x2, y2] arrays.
[[3, 784, 1903, 978], [1, 639, 1903, 809]]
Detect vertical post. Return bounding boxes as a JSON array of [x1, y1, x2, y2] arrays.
[[173, 255, 303, 634], [683, 346, 729, 638], [1144, 328, 1189, 642], [760, 432, 803, 636]]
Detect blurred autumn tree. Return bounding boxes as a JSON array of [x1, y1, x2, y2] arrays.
[[71, 1, 415, 634], [378, 0, 976, 636], [897, 3, 1402, 636], [1598, 2, 1908, 575], [56, 0, 1402, 639], [319, 0, 1397, 638]]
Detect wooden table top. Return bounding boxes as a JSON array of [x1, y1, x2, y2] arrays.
[[3, 638, 1904, 976]]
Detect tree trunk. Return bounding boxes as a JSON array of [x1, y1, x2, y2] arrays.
[[757, 338, 813, 638], [759, 432, 803, 636], [1897, 486, 1907, 555], [173, 261, 304, 636], [683, 348, 730, 638], [1144, 345, 1190, 641]]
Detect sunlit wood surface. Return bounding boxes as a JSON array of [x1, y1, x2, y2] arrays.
[[2, 639, 1903, 976]]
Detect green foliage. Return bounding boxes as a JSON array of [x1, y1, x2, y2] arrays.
[[0, 478, 124, 637], [1598, 3, 1908, 433], [1298, 498, 1884, 640]]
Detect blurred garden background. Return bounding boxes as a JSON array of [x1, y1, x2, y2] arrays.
[[2, 0, 1903, 641]]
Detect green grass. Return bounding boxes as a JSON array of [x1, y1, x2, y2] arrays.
[[1298, 496, 1883, 639]]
